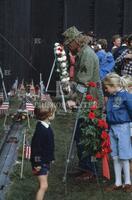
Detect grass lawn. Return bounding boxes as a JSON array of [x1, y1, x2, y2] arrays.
[[5, 112, 132, 200]]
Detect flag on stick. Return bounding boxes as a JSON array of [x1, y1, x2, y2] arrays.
[[26, 102, 35, 112], [0, 101, 9, 114], [24, 144, 31, 160]]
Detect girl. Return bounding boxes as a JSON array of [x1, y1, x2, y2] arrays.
[[103, 73, 132, 192], [122, 74, 132, 137], [31, 101, 56, 200]]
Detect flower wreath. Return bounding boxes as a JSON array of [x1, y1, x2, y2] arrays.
[[80, 81, 111, 179], [54, 43, 70, 93]]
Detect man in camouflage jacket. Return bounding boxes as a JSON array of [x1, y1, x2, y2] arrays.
[[63, 26, 103, 180]]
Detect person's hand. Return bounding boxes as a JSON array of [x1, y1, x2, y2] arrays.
[[67, 100, 76, 109], [34, 166, 41, 171], [124, 54, 132, 59]]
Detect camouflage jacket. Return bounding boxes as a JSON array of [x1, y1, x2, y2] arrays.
[[75, 45, 103, 108]]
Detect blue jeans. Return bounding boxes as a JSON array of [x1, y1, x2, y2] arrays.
[[75, 118, 97, 175]]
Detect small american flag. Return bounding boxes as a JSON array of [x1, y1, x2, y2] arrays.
[[0, 102, 9, 114], [24, 144, 31, 160], [0, 101, 9, 110], [26, 102, 35, 111]]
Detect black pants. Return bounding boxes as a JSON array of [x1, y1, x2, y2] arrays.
[[74, 118, 98, 175]]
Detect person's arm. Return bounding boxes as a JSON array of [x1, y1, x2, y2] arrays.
[[124, 53, 132, 59], [125, 93, 132, 119], [115, 50, 127, 64], [76, 51, 97, 85], [33, 128, 45, 167]]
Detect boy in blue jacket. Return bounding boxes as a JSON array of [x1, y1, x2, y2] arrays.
[[31, 102, 56, 200]]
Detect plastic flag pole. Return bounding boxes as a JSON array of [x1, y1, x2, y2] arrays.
[[45, 59, 56, 92], [0, 67, 8, 100], [59, 83, 67, 112], [20, 132, 26, 179]]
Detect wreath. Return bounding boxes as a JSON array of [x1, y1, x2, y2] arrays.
[[54, 43, 70, 93]]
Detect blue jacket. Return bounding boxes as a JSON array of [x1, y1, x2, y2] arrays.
[[31, 121, 55, 166], [106, 90, 132, 125], [96, 50, 115, 80]]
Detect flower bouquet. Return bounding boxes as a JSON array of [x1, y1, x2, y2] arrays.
[[80, 82, 111, 179]]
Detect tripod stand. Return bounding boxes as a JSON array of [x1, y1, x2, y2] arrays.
[[63, 94, 84, 182]]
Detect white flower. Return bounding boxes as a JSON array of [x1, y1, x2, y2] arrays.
[[61, 78, 67, 83], [61, 56, 67, 61], [57, 57, 62, 62], [56, 50, 62, 55], [61, 50, 66, 56], [66, 77, 70, 81], [54, 43, 60, 47], [60, 62, 66, 68], [56, 69, 60, 72], [62, 71, 68, 76]]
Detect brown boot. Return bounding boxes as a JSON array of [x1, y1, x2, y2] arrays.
[[123, 184, 132, 192], [104, 185, 122, 192], [75, 172, 96, 181]]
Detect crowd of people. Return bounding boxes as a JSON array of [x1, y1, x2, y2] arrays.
[[30, 26, 132, 200]]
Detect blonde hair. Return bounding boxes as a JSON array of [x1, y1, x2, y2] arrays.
[[103, 72, 126, 89], [34, 101, 56, 120], [122, 75, 132, 91]]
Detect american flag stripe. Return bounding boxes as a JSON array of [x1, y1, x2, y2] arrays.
[[26, 103, 35, 111], [0, 92, 4, 100], [0, 102, 9, 110], [24, 145, 31, 159]]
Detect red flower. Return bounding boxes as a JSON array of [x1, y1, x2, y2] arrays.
[[98, 119, 108, 129], [90, 105, 97, 110], [102, 147, 111, 154], [86, 94, 94, 101], [101, 140, 107, 148], [57, 47, 63, 52], [95, 152, 102, 158], [88, 112, 96, 119], [88, 82, 97, 87], [101, 131, 108, 140]]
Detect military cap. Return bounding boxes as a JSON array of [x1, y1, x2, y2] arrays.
[[62, 26, 82, 45]]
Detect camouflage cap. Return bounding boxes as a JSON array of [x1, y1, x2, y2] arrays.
[[62, 26, 82, 45]]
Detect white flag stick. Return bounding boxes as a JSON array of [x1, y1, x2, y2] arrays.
[[45, 59, 56, 92], [0, 67, 8, 100], [40, 73, 42, 83], [59, 83, 67, 112], [20, 132, 26, 179]]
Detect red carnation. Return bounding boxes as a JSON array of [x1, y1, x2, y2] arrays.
[[86, 94, 94, 101], [88, 82, 97, 87], [90, 105, 97, 110], [57, 47, 63, 52], [101, 131, 108, 139], [103, 121, 108, 129], [98, 119, 108, 129], [95, 152, 102, 158], [88, 112, 96, 119]]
